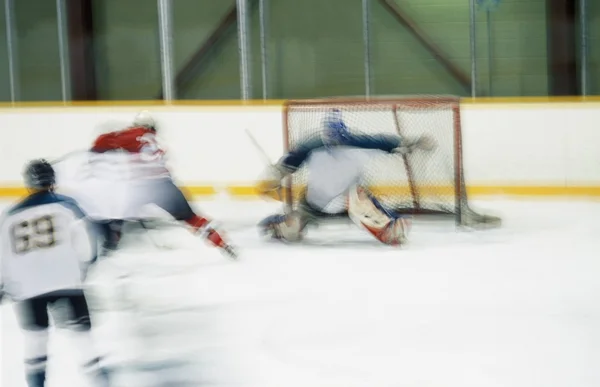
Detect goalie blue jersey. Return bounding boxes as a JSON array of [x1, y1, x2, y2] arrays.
[[280, 134, 401, 172], [280, 134, 402, 214]]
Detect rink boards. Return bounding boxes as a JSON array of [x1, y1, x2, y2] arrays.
[[0, 98, 599, 198]]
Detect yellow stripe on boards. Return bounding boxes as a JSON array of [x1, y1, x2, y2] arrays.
[[238, 185, 600, 200], [0, 187, 29, 198], [179, 186, 218, 197], [467, 185, 600, 197], [0, 185, 600, 200]]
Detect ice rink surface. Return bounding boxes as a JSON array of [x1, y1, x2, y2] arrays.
[[2, 197, 600, 386]]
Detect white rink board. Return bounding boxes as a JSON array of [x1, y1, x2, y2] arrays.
[[0, 102, 599, 190], [461, 104, 600, 186]]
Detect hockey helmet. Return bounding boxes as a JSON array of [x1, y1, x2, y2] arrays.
[[133, 110, 157, 131], [321, 108, 351, 146], [24, 159, 56, 190]]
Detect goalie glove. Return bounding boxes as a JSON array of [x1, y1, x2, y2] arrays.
[[256, 163, 291, 199], [393, 135, 437, 155]]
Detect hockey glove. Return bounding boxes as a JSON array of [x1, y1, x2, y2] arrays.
[[393, 135, 437, 154], [257, 163, 289, 201]]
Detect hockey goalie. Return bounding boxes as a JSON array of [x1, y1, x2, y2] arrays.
[[257, 109, 436, 246]]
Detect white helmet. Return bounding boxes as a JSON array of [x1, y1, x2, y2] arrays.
[[133, 110, 156, 130]]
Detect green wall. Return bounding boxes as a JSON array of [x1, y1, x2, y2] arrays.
[[589, 0, 600, 94], [0, 0, 63, 101], [0, 0, 595, 101], [0, 2, 9, 102]]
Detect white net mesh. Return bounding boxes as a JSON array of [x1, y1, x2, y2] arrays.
[[284, 96, 499, 226]]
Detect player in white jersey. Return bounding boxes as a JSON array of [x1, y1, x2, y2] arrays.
[[67, 111, 236, 258], [0, 159, 110, 387], [258, 109, 435, 245]]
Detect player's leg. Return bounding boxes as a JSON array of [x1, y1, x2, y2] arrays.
[[347, 185, 411, 245], [144, 178, 236, 256], [13, 296, 52, 387], [259, 183, 410, 245], [260, 166, 366, 243], [59, 292, 111, 386], [95, 219, 124, 254]]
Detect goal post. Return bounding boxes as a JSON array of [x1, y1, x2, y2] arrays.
[[281, 95, 500, 228]]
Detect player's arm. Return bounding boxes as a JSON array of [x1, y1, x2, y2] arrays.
[[0, 215, 7, 303], [277, 136, 325, 173], [347, 134, 401, 152], [0, 255, 3, 303], [275, 137, 324, 175], [348, 134, 435, 154], [258, 137, 324, 197], [91, 127, 156, 154], [59, 196, 99, 269], [91, 131, 121, 153]]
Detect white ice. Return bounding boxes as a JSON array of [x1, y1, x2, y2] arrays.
[[2, 197, 600, 387]]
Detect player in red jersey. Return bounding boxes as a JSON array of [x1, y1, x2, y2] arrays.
[[90, 111, 236, 258]]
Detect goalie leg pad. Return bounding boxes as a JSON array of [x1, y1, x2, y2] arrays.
[[347, 185, 411, 246]]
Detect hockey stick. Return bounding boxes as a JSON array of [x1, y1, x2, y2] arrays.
[[49, 149, 88, 165], [244, 128, 287, 203], [47, 149, 95, 183], [245, 128, 274, 165]]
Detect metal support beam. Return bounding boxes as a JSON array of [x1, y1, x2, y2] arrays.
[[156, 1, 261, 99], [4, 0, 19, 102], [66, 0, 97, 100], [259, 0, 269, 99], [486, 9, 493, 96], [469, 0, 477, 97], [56, 0, 71, 101], [237, 0, 252, 100], [157, 0, 175, 101], [580, 0, 588, 96], [362, 0, 373, 97]]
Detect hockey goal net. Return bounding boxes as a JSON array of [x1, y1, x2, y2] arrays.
[[282, 96, 500, 227]]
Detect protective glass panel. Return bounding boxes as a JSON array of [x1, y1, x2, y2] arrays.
[[370, 0, 470, 96], [474, 0, 548, 96], [93, 0, 161, 100], [14, 0, 63, 101], [587, 0, 600, 94], [0, 2, 10, 102], [172, 0, 241, 100], [267, 0, 365, 99]]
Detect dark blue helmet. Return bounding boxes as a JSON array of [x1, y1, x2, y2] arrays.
[[24, 159, 55, 190], [321, 109, 351, 146]]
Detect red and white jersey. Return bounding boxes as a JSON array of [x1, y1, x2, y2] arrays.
[[90, 126, 171, 180]]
